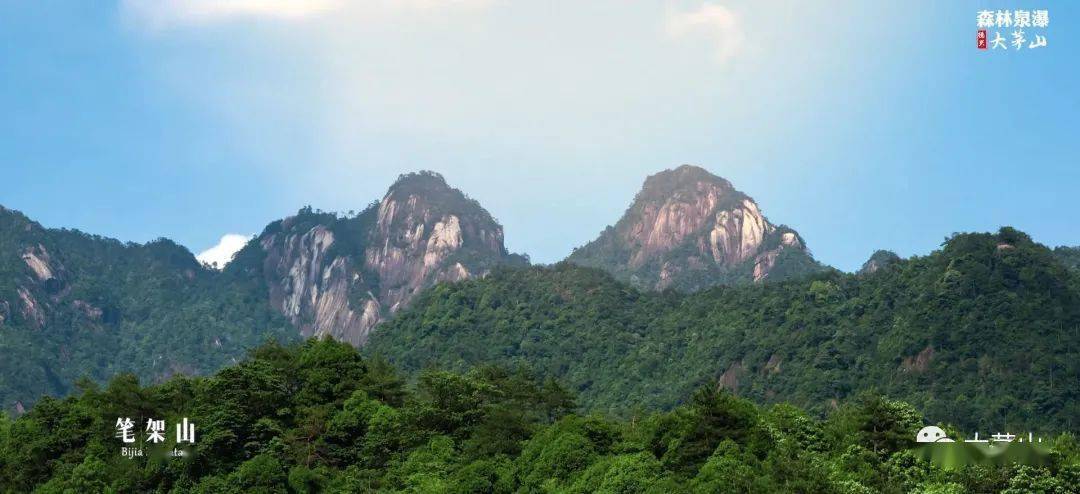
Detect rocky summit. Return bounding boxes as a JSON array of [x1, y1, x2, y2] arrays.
[[858, 249, 902, 275], [230, 171, 527, 346], [566, 165, 825, 291]]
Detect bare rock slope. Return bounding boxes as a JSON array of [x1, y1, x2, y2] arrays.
[[232, 171, 527, 346], [566, 165, 824, 290]]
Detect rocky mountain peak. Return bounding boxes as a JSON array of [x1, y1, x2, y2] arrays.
[[248, 171, 524, 346], [367, 172, 509, 313], [373, 171, 505, 258], [858, 250, 901, 275], [567, 165, 823, 290], [384, 171, 461, 203], [634, 164, 741, 203]]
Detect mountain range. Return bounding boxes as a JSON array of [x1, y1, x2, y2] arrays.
[[1, 166, 1077, 431]]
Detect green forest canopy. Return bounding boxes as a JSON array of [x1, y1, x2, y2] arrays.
[[1, 338, 1076, 493], [367, 228, 1080, 432]]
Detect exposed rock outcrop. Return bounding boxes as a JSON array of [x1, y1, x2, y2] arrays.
[[17, 287, 44, 328], [718, 360, 745, 393], [858, 250, 901, 275], [901, 345, 935, 373], [22, 245, 59, 282], [567, 165, 823, 291], [258, 224, 372, 345], [248, 171, 525, 346], [72, 300, 103, 321], [763, 354, 782, 375]]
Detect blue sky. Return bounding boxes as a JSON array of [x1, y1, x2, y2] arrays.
[[1, 1, 1077, 271]]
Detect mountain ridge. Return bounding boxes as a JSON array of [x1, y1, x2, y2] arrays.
[[0, 205, 299, 412], [368, 226, 1080, 430], [0, 170, 528, 410], [4, 169, 1079, 427]]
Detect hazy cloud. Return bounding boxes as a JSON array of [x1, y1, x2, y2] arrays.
[[116, 1, 875, 264], [120, 0, 492, 31], [196, 233, 251, 268], [666, 3, 744, 62]]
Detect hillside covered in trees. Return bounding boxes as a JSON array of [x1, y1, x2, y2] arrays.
[[0, 206, 299, 412], [367, 228, 1080, 432], [0, 171, 530, 411], [5, 192, 1078, 438], [2, 338, 1076, 493]]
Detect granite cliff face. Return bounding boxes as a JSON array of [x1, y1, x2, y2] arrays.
[[12, 243, 62, 329], [567, 165, 823, 290], [242, 171, 525, 346], [258, 223, 373, 346], [0, 209, 78, 333]]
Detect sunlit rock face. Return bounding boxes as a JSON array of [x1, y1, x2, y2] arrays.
[[365, 179, 504, 314], [567, 165, 823, 291], [0, 220, 71, 330], [260, 224, 372, 346], [251, 171, 525, 346]]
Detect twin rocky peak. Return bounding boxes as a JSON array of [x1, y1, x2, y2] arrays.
[[240, 166, 821, 346]]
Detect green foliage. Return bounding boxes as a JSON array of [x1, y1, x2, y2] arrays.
[[368, 228, 1080, 431], [0, 340, 1075, 492], [1055, 246, 1080, 271], [0, 207, 299, 413]]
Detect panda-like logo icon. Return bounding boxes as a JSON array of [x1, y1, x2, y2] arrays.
[[915, 426, 954, 443]]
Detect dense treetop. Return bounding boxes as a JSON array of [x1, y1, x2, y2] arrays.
[[2, 338, 1075, 493]]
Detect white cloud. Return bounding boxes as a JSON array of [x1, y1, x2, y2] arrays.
[[196, 233, 251, 269], [120, 0, 345, 30], [666, 3, 744, 62], [120, 0, 491, 31]]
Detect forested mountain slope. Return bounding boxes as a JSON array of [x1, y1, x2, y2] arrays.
[[0, 206, 298, 413], [1056, 246, 1080, 271], [4, 167, 1079, 441], [0, 171, 527, 411], [367, 227, 1080, 431]]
